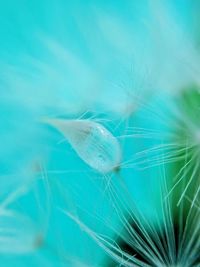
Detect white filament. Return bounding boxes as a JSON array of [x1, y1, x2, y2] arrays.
[[0, 210, 39, 254]]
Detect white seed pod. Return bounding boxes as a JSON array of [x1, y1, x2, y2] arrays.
[[0, 210, 41, 254], [46, 119, 121, 173]]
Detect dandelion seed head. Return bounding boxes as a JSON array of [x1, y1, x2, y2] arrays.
[[0, 0, 200, 266]]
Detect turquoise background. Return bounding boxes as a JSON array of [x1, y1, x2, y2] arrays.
[[0, 1, 199, 266]]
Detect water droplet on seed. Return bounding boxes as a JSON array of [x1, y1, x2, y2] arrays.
[[45, 119, 121, 173]]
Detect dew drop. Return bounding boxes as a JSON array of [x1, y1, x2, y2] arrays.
[[45, 119, 121, 173]]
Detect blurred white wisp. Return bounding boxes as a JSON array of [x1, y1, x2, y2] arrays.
[[0, 209, 42, 254]]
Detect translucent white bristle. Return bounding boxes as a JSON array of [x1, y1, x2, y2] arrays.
[[0, 210, 40, 254]]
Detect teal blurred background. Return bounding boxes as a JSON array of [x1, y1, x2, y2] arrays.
[[0, 1, 200, 266]]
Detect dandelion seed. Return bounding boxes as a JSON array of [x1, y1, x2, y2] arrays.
[[55, 181, 199, 264], [44, 119, 121, 173], [0, 210, 41, 254]]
